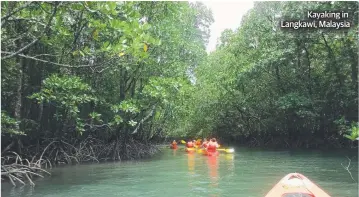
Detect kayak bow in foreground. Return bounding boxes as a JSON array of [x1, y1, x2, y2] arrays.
[[265, 173, 331, 197]]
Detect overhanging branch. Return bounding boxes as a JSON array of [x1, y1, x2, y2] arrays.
[[131, 105, 156, 135], [1, 2, 60, 60], [1, 51, 118, 68], [1, 2, 34, 26]]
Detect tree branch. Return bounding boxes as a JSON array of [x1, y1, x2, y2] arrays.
[[1, 51, 115, 68], [341, 156, 357, 183], [1, 2, 34, 26], [131, 105, 156, 134], [1, 2, 60, 60]]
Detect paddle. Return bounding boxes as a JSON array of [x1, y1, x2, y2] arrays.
[[217, 148, 235, 153]]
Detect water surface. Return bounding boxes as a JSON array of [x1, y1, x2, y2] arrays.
[[2, 147, 358, 197]]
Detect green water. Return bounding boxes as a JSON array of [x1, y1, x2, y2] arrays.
[[2, 147, 358, 197]]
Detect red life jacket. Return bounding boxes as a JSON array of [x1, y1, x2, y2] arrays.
[[207, 143, 217, 152]]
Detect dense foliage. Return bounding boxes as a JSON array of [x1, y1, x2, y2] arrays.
[[1, 0, 358, 186], [1, 1, 358, 176], [176, 1, 358, 148], [1, 0, 213, 173]]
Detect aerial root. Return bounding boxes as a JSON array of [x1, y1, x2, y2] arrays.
[[1, 152, 51, 187], [2, 137, 161, 186]]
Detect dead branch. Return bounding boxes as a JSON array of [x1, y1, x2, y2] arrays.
[[341, 156, 357, 183]]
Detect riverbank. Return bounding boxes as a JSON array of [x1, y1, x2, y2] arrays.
[[1, 137, 162, 187], [2, 133, 357, 187], [219, 136, 359, 149]]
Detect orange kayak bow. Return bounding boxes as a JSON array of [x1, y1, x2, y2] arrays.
[[265, 173, 331, 197]]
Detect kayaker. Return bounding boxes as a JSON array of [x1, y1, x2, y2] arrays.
[[202, 138, 208, 148], [195, 139, 202, 147], [170, 140, 178, 149], [193, 140, 197, 148], [207, 138, 219, 152], [186, 140, 194, 148]]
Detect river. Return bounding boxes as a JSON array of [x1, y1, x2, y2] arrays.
[[1, 147, 358, 197]]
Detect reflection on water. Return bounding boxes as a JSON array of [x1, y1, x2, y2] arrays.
[[224, 154, 235, 175], [5, 185, 34, 197], [2, 148, 357, 197], [207, 156, 219, 185], [187, 152, 196, 192], [187, 153, 195, 174], [206, 154, 220, 197]]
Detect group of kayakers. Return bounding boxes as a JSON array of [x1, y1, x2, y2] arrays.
[[170, 138, 220, 153]]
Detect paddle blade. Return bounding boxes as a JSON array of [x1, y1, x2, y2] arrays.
[[181, 140, 186, 144], [217, 148, 235, 153], [226, 148, 235, 153]]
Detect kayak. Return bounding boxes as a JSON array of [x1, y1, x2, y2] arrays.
[[202, 150, 219, 156], [185, 147, 196, 153], [265, 173, 331, 197], [217, 148, 235, 154]]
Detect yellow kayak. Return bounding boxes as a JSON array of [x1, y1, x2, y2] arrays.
[[217, 148, 235, 154], [197, 148, 234, 154], [185, 147, 196, 153]]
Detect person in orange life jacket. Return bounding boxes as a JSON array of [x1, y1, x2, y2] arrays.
[[186, 139, 194, 148], [195, 139, 202, 147], [170, 140, 178, 149], [202, 138, 208, 148], [207, 138, 219, 152]]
